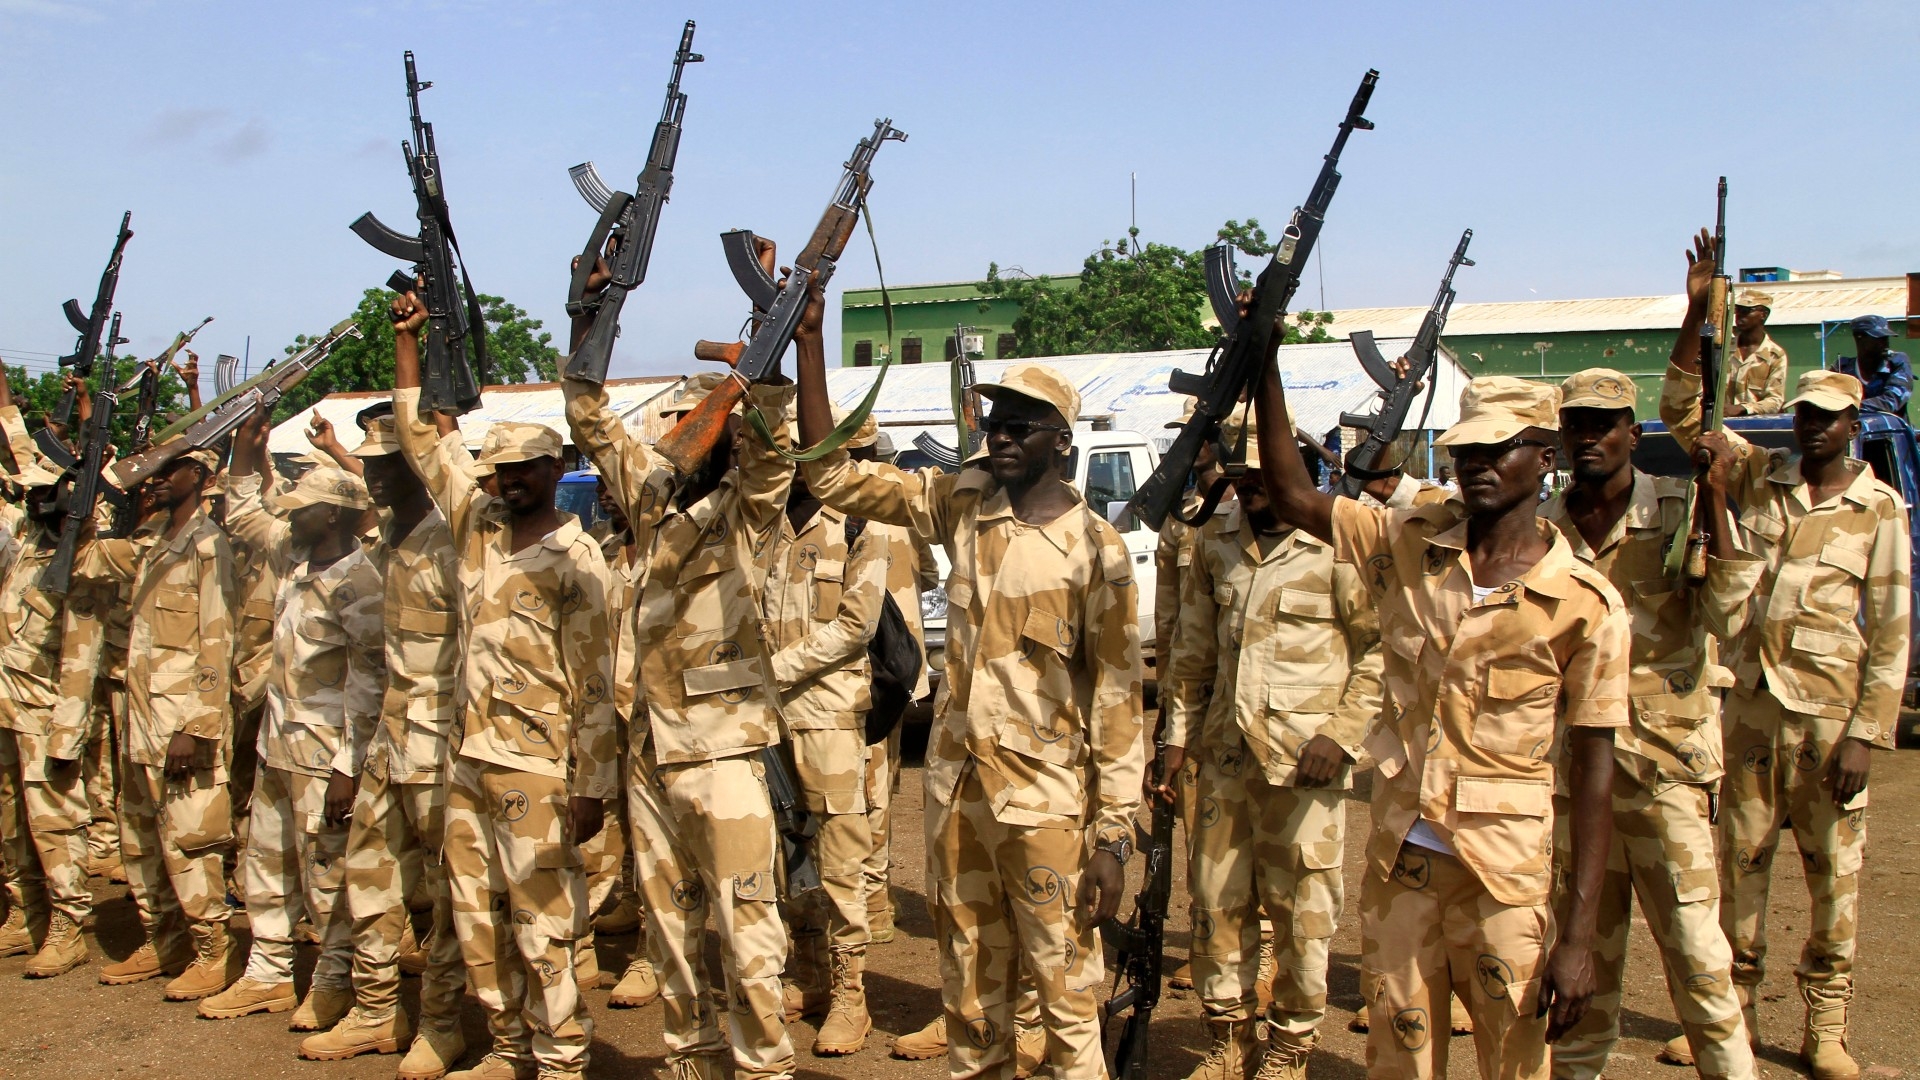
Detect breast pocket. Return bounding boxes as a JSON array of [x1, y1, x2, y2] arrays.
[[1471, 667, 1561, 759], [1739, 506, 1786, 552], [995, 605, 1086, 766], [1272, 586, 1340, 659], [1803, 543, 1868, 615], [149, 587, 200, 655], [501, 588, 562, 672], [811, 559, 846, 622], [297, 616, 349, 693], [491, 676, 565, 760]]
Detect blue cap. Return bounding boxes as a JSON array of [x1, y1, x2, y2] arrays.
[[1851, 314, 1891, 338]]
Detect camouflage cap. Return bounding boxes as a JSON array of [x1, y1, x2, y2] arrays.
[[469, 426, 503, 478], [1785, 369, 1863, 413], [1166, 398, 1197, 429], [156, 442, 221, 476], [976, 362, 1081, 426], [350, 416, 403, 458], [475, 422, 563, 470], [1736, 289, 1775, 311], [1558, 368, 1639, 416], [273, 465, 371, 513], [659, 371, 733, 418], [1435, 376, 1560, 447]]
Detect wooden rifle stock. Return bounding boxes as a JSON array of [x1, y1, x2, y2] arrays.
[[653, 340, 745, 475]]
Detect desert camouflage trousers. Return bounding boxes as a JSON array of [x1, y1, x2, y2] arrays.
[[242, 765, 352, 988], [0, 726, 93, 924], [84, 681, 122, 863], [788, 727, 872, 954], [1188, 751, 1345, 1044], [346, 770, 462, 1025], [444, 757, 592, 1075], [1550, 770, 1755, 1080], [930, 765, 1105, 1080], [1720, 689, 1866, 995], [628, 749, 791, 1080], [120, 758, 230, 931], [861, 729, 900, 922], [1361, 841, 1550, 1080]]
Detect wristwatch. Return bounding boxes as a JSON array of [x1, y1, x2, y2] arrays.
[[1095, 834, 1133, 866]]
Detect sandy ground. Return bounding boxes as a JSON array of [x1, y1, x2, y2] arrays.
[[2, 732, 1916, 1080]]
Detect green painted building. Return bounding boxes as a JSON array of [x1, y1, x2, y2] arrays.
[[840, 271, 1914, 418]]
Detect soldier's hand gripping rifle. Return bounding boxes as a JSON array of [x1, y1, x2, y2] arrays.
[[563, 20, 702, 385], [351, 51, 488, 416], [1100, 741, 1177, 1080], [39, 363, 117, 595], [1668, 177, 1733, 585], [1130, 72, 1377, 530], [112, 319, 363, 492], [654, 119, 908, 475], [1335, 229, 1473, 497], [36, 211, 134, 465], [121, 316, 215, 455]]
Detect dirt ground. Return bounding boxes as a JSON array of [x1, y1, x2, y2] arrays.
[[3, 738, 1917, 1080]]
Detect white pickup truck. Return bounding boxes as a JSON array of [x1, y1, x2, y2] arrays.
[[895, 423, 1163, 704]]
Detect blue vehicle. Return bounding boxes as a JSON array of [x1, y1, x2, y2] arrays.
[[555, 469, 606, 532], [1633, 411, 1920, 705]]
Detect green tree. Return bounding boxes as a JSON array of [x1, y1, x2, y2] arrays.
[[3, 356, 193, 455], [269, 289, 562, 423], [979, 218, 1334, 357]]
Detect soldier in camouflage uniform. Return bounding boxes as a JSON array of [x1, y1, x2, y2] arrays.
[[1162, 411, 1383, 1080], [201, 432, 386, 1031], [564, 355, 796, 1080], [1661, 233, 1911, 1080], [1252, 364, 1629, 1080], [296, 412, 472, 1076], [794, 326, 1145, 1080], [1541, 369, 1763, 1080], [1726, 289, 1789, 417], [0, 446, 96, 978], [81, 443, 238, 1002], [391, 292, 619, 1080], [752, 410, 891, 1056]]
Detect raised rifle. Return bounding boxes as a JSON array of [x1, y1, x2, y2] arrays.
[[1131, 72, 1377, 530], [654, 118, 908, 475], [1100, 739, 1177, 1080], [563, 20, 702, 385], [113, 319, 362, 492], [1668, 177, 1732, 584], [1335, 229, 1473, 497], [759, 745, 822, 897], [911, 323, 985, 469], [39, 358, 117, 596], [351, 51, 488, 416], [121, 316, 215, 454], [37, 212, 133, 465]]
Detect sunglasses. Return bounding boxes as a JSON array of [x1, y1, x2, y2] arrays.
[[981, 417, 1070, 439], [1452, 436, 1554, 460]]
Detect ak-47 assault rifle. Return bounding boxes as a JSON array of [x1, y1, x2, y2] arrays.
[[760, 745, 821, 897], [1100, 738, 1177, 1080], [912, 324, 985, 469], [39, 357, 117, 595], [563, 20, 702, 385], [37, 212, 134, 465], [654, 118, 908, 475], [1335, 229, 1473, 497], [112, 319, 362, 492], [121, 316, 215, 455], [1667, 177, 1733, 585], [351, 51, 488, 416], [1130, 72, 1377, 530]]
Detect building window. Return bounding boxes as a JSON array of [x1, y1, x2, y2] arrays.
[[996, 333, 1018, 358], [901, 337, 923, 364], [944, 335, 959, 362], [852, 340, 873, 367]]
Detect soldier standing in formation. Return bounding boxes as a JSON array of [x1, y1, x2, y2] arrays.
[[1726, 290, 1788, 416], [1663, 232, 1910, 1080]]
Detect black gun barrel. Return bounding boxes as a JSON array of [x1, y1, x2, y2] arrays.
[[38, 212, 133, 460]]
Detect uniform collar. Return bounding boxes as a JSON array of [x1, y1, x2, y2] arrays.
[[977, 482, 1086, 556], [1427, 510, 1578, 601], [1768, 454, 1873, 508], [1540, 469, 1659, 559], [1221, 500, 1322, 561]]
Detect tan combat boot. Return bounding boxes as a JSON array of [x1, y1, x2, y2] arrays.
[[667, 1052, 730, 1080], [1661, 985, 1759, 1065], [782, 930, 830, 1022], [1014, 1024, 1046, 1078], [0, 903, 47, 958], [891, 1014, 947, 1060], [198, 976, 297, 1018], [23, 912, 89, 978], [1252, 1027, 1316, 1080], [166, 921, 240, 1001], [866, 885, 895, 945], [397, 1025, 468, 1080], [1181, 1019, 1259, 1080], [573, 931, 605, 990], [609, 953, 661, 1008], [444, 1052, 535, 1080], [813, 948, 873, 1056], [299, 1006, 415, 1059], [87, 852, 126, 883], [400, 922, 433, 977], [290, 985, 355, 1031], [1802, 985, 1860, 1080]]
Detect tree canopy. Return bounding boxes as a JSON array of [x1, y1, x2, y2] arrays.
[[979, 219, 1335, 358]]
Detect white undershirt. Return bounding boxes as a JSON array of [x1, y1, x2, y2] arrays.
[[1404, 581, 1501, 856]]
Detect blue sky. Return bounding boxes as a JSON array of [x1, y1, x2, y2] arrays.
[[2, 0, 1914, 389]]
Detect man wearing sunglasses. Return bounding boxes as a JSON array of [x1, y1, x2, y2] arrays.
[[1252, 357, 1628, 1080], [1539, 369, 1761, 1080], [791, 297, 1144, 1080]]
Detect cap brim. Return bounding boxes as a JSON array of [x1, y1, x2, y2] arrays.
[[1435, 418, 1529, 448], [1558, 395, 1638, 416], [350, 444, 402, 459], [476, 449, 555, 470], [273, 490, 321, 512], [1785, 391, 1857, 412], [974, 382, 1050, 409]]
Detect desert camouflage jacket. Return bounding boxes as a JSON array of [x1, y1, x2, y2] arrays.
[[361, 509, 460, 785], [1728, 335, 1789, 415]]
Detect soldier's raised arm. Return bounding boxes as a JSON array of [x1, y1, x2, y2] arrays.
[[390, 291, 478, 537]]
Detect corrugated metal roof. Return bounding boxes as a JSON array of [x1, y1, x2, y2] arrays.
[[266, 376, 681, 455], [822, 337, 1468, 444], [1326, 276, 1911, 338]]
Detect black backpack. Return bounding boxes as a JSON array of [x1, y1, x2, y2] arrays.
[[847, 517, 924, 744]]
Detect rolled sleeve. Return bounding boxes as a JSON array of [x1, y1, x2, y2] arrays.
[[1086, 540, 1146, 846], [565, 554, 620, 800]]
